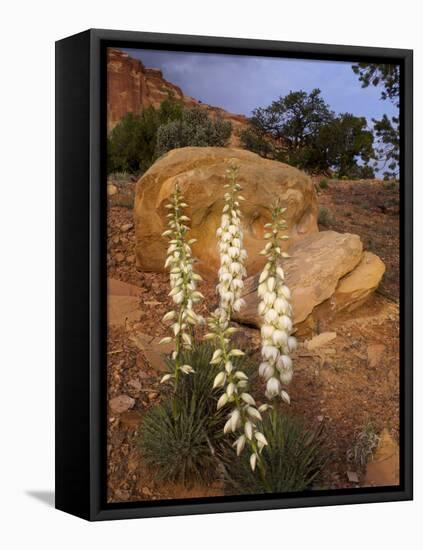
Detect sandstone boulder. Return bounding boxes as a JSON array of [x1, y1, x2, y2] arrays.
[[364, 429, 399, 486], [233, 230, 364, 327], [134, 147, 318, 280], [308, 251, 386, 327], [328, 251, 386, 312]]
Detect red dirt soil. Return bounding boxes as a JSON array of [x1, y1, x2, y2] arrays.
[[106, 177, 400, 503]]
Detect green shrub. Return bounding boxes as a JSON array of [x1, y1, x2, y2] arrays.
[[162, 342, 224, 414], [137, 342, 254, 486], [155, 107, 232, 157], [239, 127, 274, 158], [383, 180, 398, 191], [107, 96, 183, 175], [319, 178, 329, 189], [224, 411, 327, 494], [347, 422, 379, 467], [137, 399, 219, 486], [318, 206, 334, 226], [108, 101, 233, 176], [240, 91, 376, 176]]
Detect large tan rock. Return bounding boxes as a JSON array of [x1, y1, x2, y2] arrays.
[[234, 230, 364, 327], [309, 251, 386, 327], [134, 147, 318, 280], [364, 429, 399, 487], [329, 251, 386, 312]]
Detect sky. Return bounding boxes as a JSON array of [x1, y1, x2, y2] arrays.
[[122, 47, 398, 124]]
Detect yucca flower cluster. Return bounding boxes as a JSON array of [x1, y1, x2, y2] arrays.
[[206, 313, 269, 471], [160, 182, 204, 390], [258, 202, 297, 402], [206, 163, 268, 471], [215, 164, 248, 318]]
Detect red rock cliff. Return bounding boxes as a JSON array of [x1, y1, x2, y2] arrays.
[[107, 48, 248, 145]]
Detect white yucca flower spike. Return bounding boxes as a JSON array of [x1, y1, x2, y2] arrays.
[[215, 163, 247, 318], [257, 200, 296, 403], [207, 163, 267, 472], [160, 181, 203, 393]]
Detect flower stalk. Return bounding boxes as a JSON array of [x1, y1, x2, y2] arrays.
[[215, 163, 248, 320], [258, 201, 297, 402], [160, 182, 204, 410], [206, 163, 268, 472]]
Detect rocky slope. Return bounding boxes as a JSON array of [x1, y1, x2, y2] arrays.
[[106, 198, 399, 502], [107, 48, 249, 144]]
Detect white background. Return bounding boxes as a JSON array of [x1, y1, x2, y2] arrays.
[[0, 1, 420, 548]]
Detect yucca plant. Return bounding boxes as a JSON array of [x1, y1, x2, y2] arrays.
[[224, 411, 327, 494], [138, 342, 256, 486], [163, 343, 255, 416], [137, 399, 218, 486]]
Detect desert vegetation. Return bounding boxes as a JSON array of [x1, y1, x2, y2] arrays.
[[239, 89, 375, 178], [107, 96, 232, 175], [135, 166, 322, 491], [106, 50, 400, 502]]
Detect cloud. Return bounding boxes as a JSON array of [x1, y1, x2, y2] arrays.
[[123, 48, 398, 124]]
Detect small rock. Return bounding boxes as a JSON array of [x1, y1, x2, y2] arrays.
[[142, 486, 153, 496], [108, 295, 142, 327], [128, 378, 141, 391], [109, 394, 135, 414], [126, 254, 136, 264], [120, 410, 142, 429], [128, 456, 140, 473], [148, 392, 159, 402], [112, 236, 120, 245], [114, 489, 130, 501], [121, 223, 134, 233], [107, 183, 118, 196], [130, 333, 173, 372], [347, 471, 359, 483], [115, 253, 125, 263], [367, 344, 386, 368], [130, 332, 155, 348], [144, 299, 162, 306], [316, 415, 324, 423], [306, 332, 337, 351], [108, 278, 144, 297]]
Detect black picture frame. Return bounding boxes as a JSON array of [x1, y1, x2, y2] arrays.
[[55, 28, 413, 521]]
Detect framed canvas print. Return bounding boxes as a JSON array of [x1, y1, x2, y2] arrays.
[[55, 29, 413, 521]]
